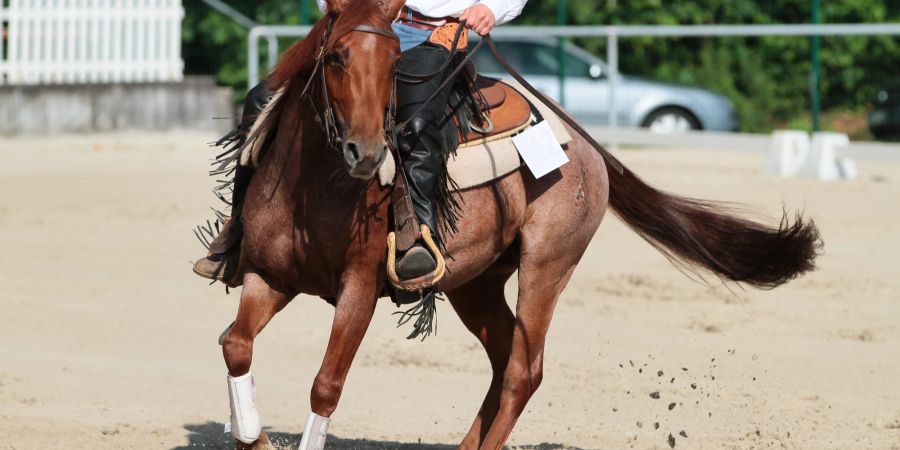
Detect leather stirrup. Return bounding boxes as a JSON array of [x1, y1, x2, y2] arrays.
[[387, 225, 446, 291]]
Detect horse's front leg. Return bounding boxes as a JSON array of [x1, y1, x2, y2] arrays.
[[222, 271, 292, 447], [298, 270, 380, 450]]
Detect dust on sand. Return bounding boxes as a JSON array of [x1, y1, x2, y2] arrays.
[[1, 133, 899, 449]]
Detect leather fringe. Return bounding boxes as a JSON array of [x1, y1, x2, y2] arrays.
[[193, 127, 245, 252], [393, 288, 442, 340], [430, 65, 487, 250]]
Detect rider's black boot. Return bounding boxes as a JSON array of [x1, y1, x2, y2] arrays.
[[394, 43, 459, 279]]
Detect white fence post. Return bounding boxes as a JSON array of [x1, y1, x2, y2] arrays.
[[0, 0, 184, 85]]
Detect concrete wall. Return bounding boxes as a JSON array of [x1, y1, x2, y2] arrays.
[[0, 76, 235, 135]]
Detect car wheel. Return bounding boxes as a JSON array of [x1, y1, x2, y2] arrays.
[[871, 129, 900, 142], [642, 107, 701, 133]]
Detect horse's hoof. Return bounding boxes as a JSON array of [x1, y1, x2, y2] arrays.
[[236, 431, 273, 450]]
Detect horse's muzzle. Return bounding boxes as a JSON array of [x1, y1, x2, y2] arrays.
[[343, 140, 387, 180]]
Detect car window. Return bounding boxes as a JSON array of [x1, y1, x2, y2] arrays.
[[470, 42, 545, 74], [536, 44, 596, 77], [530, 45, 563, 75], [470, 41, 594, 78], [562, 48, 594, 78]]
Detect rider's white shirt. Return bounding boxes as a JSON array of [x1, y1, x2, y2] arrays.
[[316, 0, 527, 26]]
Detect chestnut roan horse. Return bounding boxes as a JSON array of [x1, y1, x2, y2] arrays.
[[217, 0, 821, 448]]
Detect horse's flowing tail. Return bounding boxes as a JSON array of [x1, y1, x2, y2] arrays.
[[605, 162, 822, 288]]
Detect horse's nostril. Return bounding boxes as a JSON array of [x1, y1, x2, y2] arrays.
[[346, 141, 360, 162]]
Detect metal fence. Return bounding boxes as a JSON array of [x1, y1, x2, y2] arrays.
[[0, 0, 185, 85], [491, 24, 900, 131], [246, 23, 900, 141]]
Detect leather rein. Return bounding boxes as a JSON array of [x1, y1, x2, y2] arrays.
[[388, 22, 625, 174], [299, 17, 624, 174]]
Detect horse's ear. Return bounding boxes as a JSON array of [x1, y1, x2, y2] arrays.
[[383, 0, 405, 20], [324, 0, 349, 16]]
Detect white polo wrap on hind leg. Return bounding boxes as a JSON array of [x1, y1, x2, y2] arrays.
[[297, 412, 330, 450], [227, 372, 262, 444]]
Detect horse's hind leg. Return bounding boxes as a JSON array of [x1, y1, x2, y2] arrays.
[[447, 267, 516, 449], [478, 244, 584, 449], [221, 271, 291, 446]]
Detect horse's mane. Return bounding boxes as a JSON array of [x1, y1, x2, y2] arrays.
[[267, 20, 329, 90]]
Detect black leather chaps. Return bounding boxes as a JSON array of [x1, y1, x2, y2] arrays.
[[395, 43, 459, 246], [232, 82, 272, 214]]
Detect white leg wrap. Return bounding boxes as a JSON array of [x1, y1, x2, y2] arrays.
[[227, 372, 262, 444], [297, 412, 330, 450]]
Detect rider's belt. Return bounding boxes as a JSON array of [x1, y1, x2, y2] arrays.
[[397, 6, 457, 31], [395, 8, 467, 53]]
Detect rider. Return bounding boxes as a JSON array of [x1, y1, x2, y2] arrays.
[[193, 0, 527, 283]]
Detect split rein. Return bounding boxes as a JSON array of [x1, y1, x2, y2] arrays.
[[298, 17, 625, 174]]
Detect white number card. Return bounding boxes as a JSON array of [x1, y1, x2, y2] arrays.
[[512, 120, 569, 179]]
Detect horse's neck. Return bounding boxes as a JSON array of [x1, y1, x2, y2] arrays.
[[295, 108, 342, 178]]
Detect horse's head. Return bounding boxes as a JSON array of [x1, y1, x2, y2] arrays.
[[321, 0, 404, 180]]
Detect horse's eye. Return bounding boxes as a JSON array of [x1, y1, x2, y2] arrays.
[[325, 53, 344, 67]]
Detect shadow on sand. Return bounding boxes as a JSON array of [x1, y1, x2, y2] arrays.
[[174, 422, 581, 450]]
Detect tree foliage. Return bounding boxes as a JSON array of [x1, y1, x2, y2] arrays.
[[184, 0, 900, 132], [182, 2, 321, 95]]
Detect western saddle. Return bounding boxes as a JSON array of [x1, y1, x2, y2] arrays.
[[458, 76, 533, 146]]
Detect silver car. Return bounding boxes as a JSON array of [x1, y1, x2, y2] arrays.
[[471, 37, 739, 132]]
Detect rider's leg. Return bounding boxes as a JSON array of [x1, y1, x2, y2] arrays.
[[214, 80, 272, 250], [194, 81, 274, 280], [394, 43, 458, 279]]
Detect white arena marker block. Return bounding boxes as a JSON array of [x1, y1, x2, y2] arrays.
[[764, 130, 810, 177], [800, 132, 851, 181], [837, 157, 858, 180]]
